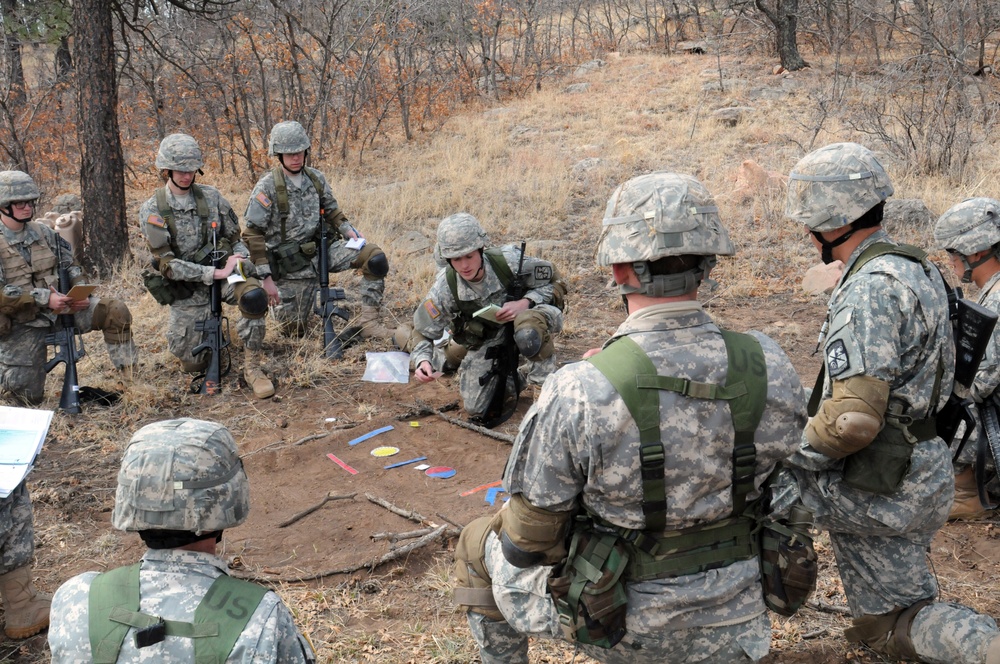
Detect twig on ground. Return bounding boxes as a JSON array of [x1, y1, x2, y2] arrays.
[[413, 400, 515, 444], [802, 628, 828, 640], [242, 431, 330, 458], [396, 401, 460, 420], [806, 599, 852, 615], [277, 492, 357, 528], [232, 524, 449, 583], [371, 527, 435, 543], [365, 493, 462, 537], [435, 512, 466, 530]]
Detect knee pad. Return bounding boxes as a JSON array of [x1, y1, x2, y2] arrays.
[[352, 243, 389, 280], [513, 310, 552, 361], [844, 599, 932, 661], [444, 340, 468, 371], [180, 357, 209, 374], [95, 299, 133, 343], [453, 513, 504, 620], [236, 283, 268, 320]]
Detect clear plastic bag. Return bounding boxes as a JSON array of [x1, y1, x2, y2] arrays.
[[362, 351, 411, 383]]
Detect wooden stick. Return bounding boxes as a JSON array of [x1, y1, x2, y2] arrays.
[[371, 527, 434, 543], [396, 401, 460, 420], [806, 599, 852, 615], [365, 493, 430, 525], [277, 492, 356, 528], [242, 432, 329, 459], [233, 524, 449, 583], [413, 400, 516, 444]]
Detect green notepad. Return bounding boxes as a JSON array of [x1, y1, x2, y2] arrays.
[[473, 304, 502, 324]]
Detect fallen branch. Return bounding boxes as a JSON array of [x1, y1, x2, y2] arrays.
[[242, 432, 328, 459], [278, 492, 357, 528], [371, 527, 435, 543], [435, 512, 466, 531], [232, 524, 449, 583], [396, 401, 460, 420], [414, 400, 515, 444], [365, 494, 462, 539], [806, 599, 852, 615]]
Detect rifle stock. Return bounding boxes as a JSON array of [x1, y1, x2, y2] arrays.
[[45, 241, 84, 414], [192, 221, 229, 395], [314, 219, 350, 358]]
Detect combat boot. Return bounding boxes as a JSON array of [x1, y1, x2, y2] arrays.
[[243, 348, 275, 399], [357, 305, 391, 340], [392, 324, 413, 351], [949, 467, 986, 520], [0, 566, 50, 639]]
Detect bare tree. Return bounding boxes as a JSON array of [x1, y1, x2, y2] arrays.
[[755, 0, 808, 70]]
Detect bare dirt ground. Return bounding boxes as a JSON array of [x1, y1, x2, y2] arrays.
[[8, 277, 1000, 664]]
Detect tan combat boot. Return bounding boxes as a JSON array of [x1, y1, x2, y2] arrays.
[[0, 566, 51, 639], [357, 305, 391, 340], [243, 349, 275, 399], [949, 466, 986, 520]]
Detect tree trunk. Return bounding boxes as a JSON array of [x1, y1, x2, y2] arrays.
[[755, 0, 808, 71], [74, 0, 128, 278], [55, 35, 73, 80], [1, 0, 26, 103]]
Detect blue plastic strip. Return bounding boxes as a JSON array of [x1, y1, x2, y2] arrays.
[[348, 425, 395, 446], [383, 456, 427, 470]]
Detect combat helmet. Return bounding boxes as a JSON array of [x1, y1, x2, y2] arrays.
[[112, 418, 250, 535], [0, 171, 40, 210], [597, 172, 733, 297], [155, 133, 204, 172], [785, 142, 894, 232], [268, 121, 310, 156], [934, 197, 1000, 283], [434, 213, 489, 263]]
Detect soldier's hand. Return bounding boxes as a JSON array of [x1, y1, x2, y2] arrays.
[[497, 298, 530, 323], [582, 347, 602, 359], [414, 361, 442, 383], [213, 253, 243, 280], [262, 276, 281, 305], [802, 261, 845, 295]]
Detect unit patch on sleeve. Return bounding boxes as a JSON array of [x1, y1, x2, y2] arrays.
[[423, 299, 441, 319], [254, 192, 272, 208], [826, 339, 851, 377], [146, 214, 165, 228], [533, 265, 552, 281]]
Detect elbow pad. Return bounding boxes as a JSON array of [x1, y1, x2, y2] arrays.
[[499, 494, 571, 567], [806, 375, 889, 459]]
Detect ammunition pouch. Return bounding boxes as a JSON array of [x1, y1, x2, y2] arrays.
[[190, 238, 234, 267], [843, 421, 927, 495], [142, 269, 195, 306], [549, 525, 628, 649], [269, 241, 313, 279], [0, 292, 37, 323], [758, 506, 818, 617], [451, 316, 499, 349]]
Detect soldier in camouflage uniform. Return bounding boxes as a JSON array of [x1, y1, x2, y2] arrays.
[[47, 418, 315, 662], [453, 173, 806, 663], [934, 198, 1000, 519], [242, 121, 391, 343], [139, 134, 274, 399], [397, 213, 564, 419], [777, 143, 1000, 663], [0, 170, 137, 406]]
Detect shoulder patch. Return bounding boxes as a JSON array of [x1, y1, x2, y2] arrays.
[[423, 299, 441, 319], [826, 339, 851, 377], [254, 192, 272, 208], [146, 214, 165, 228], [533, 265, 552, 281]]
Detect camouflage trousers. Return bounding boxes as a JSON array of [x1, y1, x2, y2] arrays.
[[776, 439, 1000, 664], [454, 304, 563, 418], [0, 298, 138, 406], [271, 274, 383, 337], [467, 531, 769, 664], [167, 300, 266, 372], [0, 483, 35, 575]]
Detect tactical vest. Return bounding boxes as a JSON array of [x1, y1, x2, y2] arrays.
[[446, 248, 513, 348], [153, 185, 232, 266], [807, 242, 941, 439], [87, 563, 267, 663], [584, 329, 767, 579], [271, 166, 329, 244], [0, 222, 59, 289]]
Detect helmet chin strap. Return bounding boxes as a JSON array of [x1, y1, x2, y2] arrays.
[[812, 228, 856, 264], [168, 171, 194, 192], [1, 204, 33, 225], [620, 257, 716, 299], [956, 250, 996, 283], [278, 150, 308, 175]]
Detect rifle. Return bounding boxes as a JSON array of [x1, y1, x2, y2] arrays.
[[313, 218, 350, 358], [937, 288, 997, 458], [44, 241, 85, 413], [477, 241, 527, 429], [191, 221, 230, 395]]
